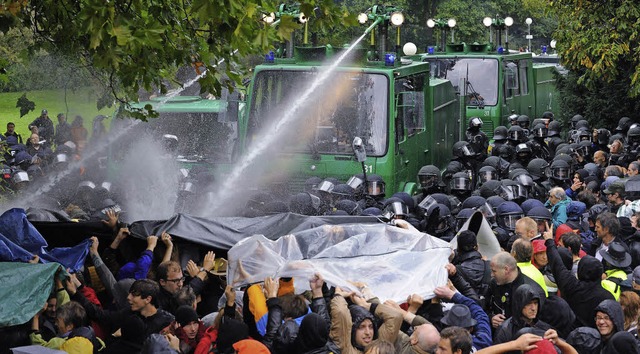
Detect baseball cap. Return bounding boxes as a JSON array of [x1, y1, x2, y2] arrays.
[[603, 181, 625, 195]]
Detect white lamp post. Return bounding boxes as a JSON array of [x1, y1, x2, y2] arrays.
[[525, 18, 533, 52]]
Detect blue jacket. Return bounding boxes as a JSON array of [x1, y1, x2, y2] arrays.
[[545, 197, 571, 229], [451, 292, 492, 350]]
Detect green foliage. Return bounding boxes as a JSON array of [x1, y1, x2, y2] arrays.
[[555, 68, 640, 129], [551, 0, 640, 97], [4, 0, 348, 114]]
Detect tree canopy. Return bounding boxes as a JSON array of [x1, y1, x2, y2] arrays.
[[0, 0, 353, 117], [552, 0, 640, 97]]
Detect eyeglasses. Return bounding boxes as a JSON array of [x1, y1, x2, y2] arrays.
[[595, 315, 611, 322], [166, 277, 185, 284]]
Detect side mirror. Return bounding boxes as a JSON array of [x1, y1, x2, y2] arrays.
[[352, 137, 367, 162]]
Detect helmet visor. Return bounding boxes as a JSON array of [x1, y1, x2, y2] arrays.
[[346, 175, 365, 190], [498, 185, 515, 201], [533, 127, 548, 138], [367, 180, 385, 196], [384, 201, 409, 217], [477, 202, 496, 219], [470, 117, 483, 127], [509, 130, 523, 141], [418, 196, 438, 215], [461, 145, 476, 156], [509, 184, 528, 199], [419, 174, 438, 189], [552, 167, 570, 179], [317, 181, 335, 193], [479, 170, 498, 183], [451, 177, 472, 191], [456, 217, 467, 232], [501, 214, 523, 230], [514, 174, 534, 187]]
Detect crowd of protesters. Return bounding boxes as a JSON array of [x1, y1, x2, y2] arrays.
[[0, 109, 109, 196], [0, 111, 640, 354]]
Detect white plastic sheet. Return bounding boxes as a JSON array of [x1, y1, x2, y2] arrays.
[[227, 223, 452, 302]]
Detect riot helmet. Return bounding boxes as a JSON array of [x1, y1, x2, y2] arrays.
[[550, 159, 571, 180], [508, 114, 519, 127], [383, 197, 409, 219], [627, 125, 640, 146], [461, 195, 496, 223], [498, 144, 515, 162], [456, 208, 475, 232], [450, 171, 472, 191], [521, 199, 545, 214], [365, 174, 385, 198], [597, 129, 611, 145], [417, 165, 441, 190], [335, 199, 361, 216], [517, 115, 530, 129], [575, 120, 590, 131], [616, 117, 632, 134], [531, 123, 548, 138], [493, 126, 508, 141], [541, 111, 554, 120], [434, 204, 453, 235], [469, 117, 483, 129], [316, 179, 335, 193], [486, 196, 507, 210], [304, 176, 323, 192], [452, 141, 476, 158], [527, 158, 550, 181], [332, 183, 355, 201], [576, 141, 593, 159], [496, 201, 524, 231], [478, 165, 498, 185], [516, 143, 532, 161], [417, 195, 438, 217], [508, 125, 526, 143], [527, 206, 553, 232], [570, 114, 584, 129], [511, 170, 534, 188], [547, 121, 561, 136]]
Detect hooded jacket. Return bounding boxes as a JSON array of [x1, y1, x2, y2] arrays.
[[595, 299, 626, 353], [545, 239, 615, 327], [329, 295, 402, 354], [494, 284, 552, 346], [294, 313, 333, 354], [545, 197, 571, 229]]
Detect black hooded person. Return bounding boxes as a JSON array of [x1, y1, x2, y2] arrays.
[[594, 299, 637, 354], [542, 224, 615, 328], [294, 312, 332, 354], [494, 284, 552, 347]]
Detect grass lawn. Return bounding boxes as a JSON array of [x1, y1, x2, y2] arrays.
[[0, 89, 113, 139]]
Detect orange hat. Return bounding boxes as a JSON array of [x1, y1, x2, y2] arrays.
[[233, 339, 270, 354]]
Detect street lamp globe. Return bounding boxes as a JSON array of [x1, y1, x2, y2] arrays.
[[427, 19, 436, 28], [447, 19, 457, 28], [525, 18, 532, 25], [403, 42, 418, 56], [483, 17, 493, 27], [504, 17, 514, 27]]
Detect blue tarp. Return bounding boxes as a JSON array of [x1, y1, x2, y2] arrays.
[[0, 208, 90, 272]]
